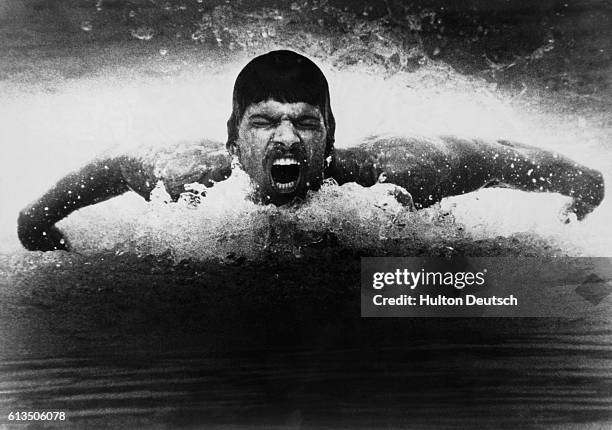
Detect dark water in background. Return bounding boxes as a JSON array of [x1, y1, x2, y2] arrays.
[[1, 0, 612, 428], [1, 253, 611, 429]]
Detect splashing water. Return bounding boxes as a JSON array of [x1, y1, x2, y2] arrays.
[[1, 6, 611, 260], [80, 21, 93, 32], [130, 26, 155, 41]]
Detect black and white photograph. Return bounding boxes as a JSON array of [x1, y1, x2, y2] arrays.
[[1, 0, 611, 428]]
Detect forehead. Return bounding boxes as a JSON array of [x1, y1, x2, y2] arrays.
[[242, 99, 322, 119]]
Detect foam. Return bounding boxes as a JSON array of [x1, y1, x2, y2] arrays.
[[2, 11, 611, 258]]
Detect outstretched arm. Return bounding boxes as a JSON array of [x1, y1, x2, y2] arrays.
[[18, 141, 232, 251], [18, 158, 130, 251], [329, 135, 604, 219]]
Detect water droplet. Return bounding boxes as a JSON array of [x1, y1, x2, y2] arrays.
[[131, 27, 154, 41], [191, 30, 205, 42]]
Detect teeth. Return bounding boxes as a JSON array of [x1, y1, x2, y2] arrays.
[[275, 181, 297, 190], [273, 157, 299, 166]]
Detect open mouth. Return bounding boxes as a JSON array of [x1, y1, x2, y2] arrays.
[[270, 156, 301, 193]]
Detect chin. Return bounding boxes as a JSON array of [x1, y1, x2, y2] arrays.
[[257, 172, 309, 206]]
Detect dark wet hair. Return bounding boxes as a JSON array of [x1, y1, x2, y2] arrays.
[[226, 50, 335, 156]]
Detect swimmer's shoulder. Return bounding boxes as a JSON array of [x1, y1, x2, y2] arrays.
[[118, 139, 230, 200]]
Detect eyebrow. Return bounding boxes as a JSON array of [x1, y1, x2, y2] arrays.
[[248, 113, 321, 121], [248, 114, 276, 120]]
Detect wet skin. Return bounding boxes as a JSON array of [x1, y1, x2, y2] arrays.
[[231, 100, 328, 205], [17, 100, 605, 251]]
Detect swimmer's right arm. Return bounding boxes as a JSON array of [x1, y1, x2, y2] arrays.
[[18, 142, 232, 251], [17, 158, 131, 251]]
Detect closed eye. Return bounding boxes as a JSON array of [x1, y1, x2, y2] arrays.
[[249, 115, 276, 128], [295, 118, 322, 129]]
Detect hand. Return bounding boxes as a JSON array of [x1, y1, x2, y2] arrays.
[[18, 224, 70, 252], [560, 198, 596, 223]]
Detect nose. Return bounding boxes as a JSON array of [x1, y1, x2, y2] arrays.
[[271, 120, 300, 147]]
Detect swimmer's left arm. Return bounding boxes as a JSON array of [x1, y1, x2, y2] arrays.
[[476, 138, 605, 220], [330, 136, 457, 209], [330, 136, 604, 219]]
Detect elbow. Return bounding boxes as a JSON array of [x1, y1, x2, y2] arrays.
[[586, 169, 605, 209], [17, 209, 37, 251], [17, 207, 69, 252]]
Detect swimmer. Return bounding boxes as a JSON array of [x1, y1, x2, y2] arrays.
[[17, 50, 605, 251]]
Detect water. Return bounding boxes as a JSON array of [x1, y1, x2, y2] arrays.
[[1, 1, 611, 428], [2, 337, 611, 428], [1, 252, 611, 428]]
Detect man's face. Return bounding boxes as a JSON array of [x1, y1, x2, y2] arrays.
[[231, 99, 327, 205]]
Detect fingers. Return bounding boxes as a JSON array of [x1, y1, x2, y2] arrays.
[[18, 224, 70, 252], [560, 199, 596, 223]]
